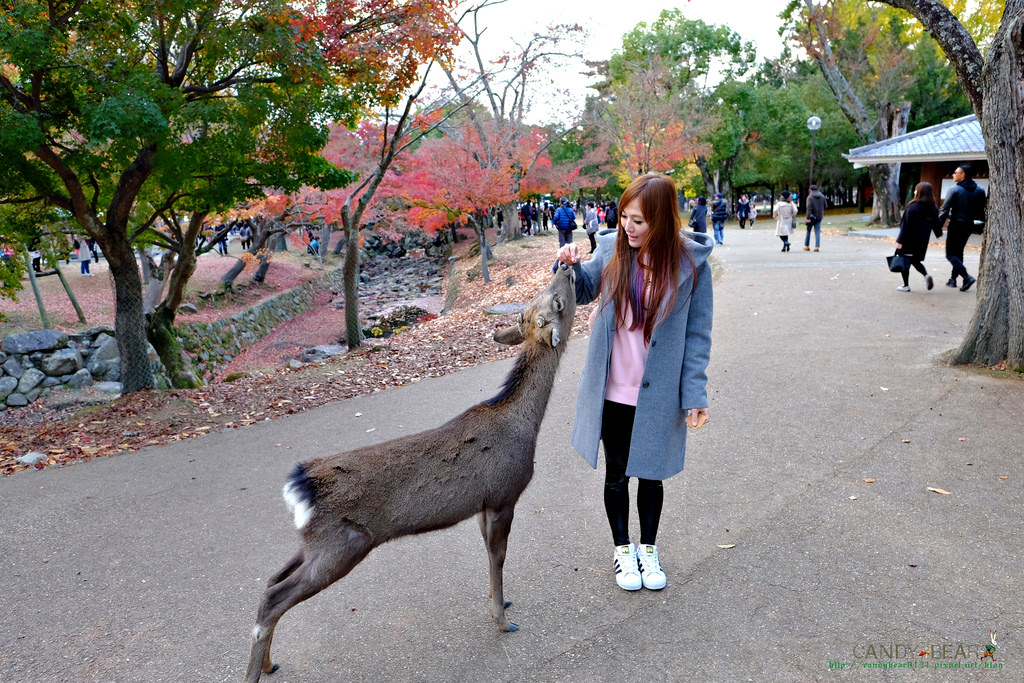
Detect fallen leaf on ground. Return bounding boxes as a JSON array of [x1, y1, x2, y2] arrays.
[[863, 478, 876, 483], [716, 544, 736, 549], [927, 487, 952, 495]]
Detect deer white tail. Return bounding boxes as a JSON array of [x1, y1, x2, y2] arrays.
[[282, 463, 314, 529]]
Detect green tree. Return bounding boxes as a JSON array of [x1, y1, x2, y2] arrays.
[[600, 9, 754, 198], [783, 0, 1001, 223], [0, 0, 353, 391]]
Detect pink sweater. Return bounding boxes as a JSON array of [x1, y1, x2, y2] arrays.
[[605, 303, 649, 406]]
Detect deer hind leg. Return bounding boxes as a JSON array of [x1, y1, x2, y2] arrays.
[[479, 505, 517, 632], [243, 528, 373, 683]]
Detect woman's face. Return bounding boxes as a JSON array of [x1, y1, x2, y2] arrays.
[[619, 200, 649, 248]]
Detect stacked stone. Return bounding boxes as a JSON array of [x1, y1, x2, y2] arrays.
[[0, 327, 170, 411], [177, 279, 323, 381]]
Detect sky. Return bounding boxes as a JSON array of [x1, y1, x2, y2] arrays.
[[456, 0, 796, 122]]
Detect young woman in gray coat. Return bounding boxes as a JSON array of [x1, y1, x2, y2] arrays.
[[556, 173, 714, 592]]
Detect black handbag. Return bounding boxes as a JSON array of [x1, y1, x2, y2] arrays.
[[887, 252, 909, 272]]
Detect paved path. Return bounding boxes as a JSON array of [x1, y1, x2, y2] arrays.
[[2, 227, 1019, 682]]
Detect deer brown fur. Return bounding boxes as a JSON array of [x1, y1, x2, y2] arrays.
[[243, 266, 577, 682]]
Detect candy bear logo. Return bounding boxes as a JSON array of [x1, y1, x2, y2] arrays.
[[981, 631, 997, 662]]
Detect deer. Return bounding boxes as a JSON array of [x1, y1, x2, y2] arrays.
[[243, 265, 577, 682]]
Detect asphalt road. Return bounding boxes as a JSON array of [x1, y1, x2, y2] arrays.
[[1, 226, 1019, 682]]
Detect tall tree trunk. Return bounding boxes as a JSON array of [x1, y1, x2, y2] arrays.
[[866, 102, 911, 226], [951, 30, 1024, 368], [104, 231, 154, 392], [342, 221, 362, 348], [471, 216, 491, 284]]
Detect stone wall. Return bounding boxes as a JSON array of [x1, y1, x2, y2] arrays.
[[0, 328, 170, 410], [1, 255, 444, 408], [177, 277, 323, 381]]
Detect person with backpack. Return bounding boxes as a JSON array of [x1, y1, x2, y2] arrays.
[[938, 163, 987, 291], [604, 200, 618, 232], [239, 222, 253, 251], [553, 197, 577, 247], [710, 193, 729, 245]]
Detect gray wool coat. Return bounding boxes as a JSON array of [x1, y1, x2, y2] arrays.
[[570, 230, 714, 480]]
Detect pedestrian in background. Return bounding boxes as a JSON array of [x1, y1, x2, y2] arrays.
[[737, 194, 751, 229], [773, 190, 797, 252], [77, 237, 92, 276], [688, 196, 708, 234], [938, 163, 986, 291], [604, 200, 618, 232], [710, 192, 728, 245], [894, 182, 941, 292], [555, 173, 713, 594], [553, 197, 576, 247], [585, 201, 599, 253], [804, 184, 826, 252]]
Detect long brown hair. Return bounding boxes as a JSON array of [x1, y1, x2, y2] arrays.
[[602, 173, 693, 343], [910, 181, 939, 219], [910, 181, 937, 207]]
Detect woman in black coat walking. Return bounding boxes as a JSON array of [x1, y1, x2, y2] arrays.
[[895, 182, 942, 291], [688, 196, 708, 234]]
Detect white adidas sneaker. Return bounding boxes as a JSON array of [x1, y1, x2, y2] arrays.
[[613, 543, 642, 591], [636, 543, 667, 590]]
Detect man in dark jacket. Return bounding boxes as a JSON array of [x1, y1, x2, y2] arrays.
[[553, 197, 576, 247], [938, 163, 987, 291], [804, 184, 826, 251], [710, 193, 728, 245]]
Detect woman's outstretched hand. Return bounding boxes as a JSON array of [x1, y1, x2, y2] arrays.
[[688, 407, 709, 429], [557, 243, 580, 266]]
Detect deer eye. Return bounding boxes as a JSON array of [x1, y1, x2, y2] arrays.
[[552, 295, 563, 312]]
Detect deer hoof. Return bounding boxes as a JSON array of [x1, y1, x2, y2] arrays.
[[265, 664, 280, 675], [504, 600, 513, 610], [502, 621, 519, 632]]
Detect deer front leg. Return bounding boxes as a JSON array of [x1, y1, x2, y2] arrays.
[[480, 506, 517, 631]]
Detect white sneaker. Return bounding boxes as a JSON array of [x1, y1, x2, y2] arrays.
[[613, 544, 642, 591], [897, 285, 910, 292], [636, 544, 667, 590]]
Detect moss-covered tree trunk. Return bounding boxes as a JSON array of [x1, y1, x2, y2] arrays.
[[145, 237, 202, 388], [146, 304, 202, 388]]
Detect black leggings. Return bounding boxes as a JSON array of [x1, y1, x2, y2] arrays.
[[601, 400, 663, 546], [900, 256, 928, 286]]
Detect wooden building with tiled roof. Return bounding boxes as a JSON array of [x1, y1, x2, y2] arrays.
[[845, 114, 989, 201]]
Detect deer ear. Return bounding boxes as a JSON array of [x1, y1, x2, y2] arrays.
[[493, 323, 526, 346]]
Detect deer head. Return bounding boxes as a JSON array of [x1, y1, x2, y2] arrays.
[[493, 265, 576, 349]]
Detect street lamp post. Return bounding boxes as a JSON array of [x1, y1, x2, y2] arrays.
[[807, 116, 822, 186]]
